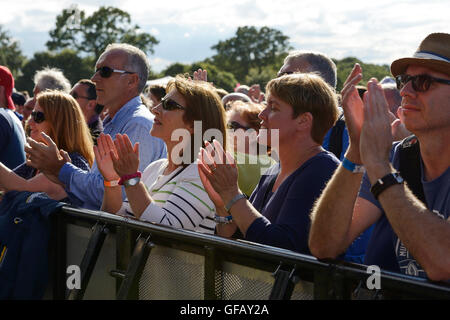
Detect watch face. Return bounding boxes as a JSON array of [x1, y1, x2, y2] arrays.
[[125, 177, 140, 186]]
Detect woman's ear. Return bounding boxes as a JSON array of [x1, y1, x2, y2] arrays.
[[296, 112, 313, 130]]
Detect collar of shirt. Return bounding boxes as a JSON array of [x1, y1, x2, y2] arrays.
[[102, 95, 142, 130]]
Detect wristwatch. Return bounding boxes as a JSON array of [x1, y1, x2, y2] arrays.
[[370, 172, 404, 200], [123, 176, 141, 187]]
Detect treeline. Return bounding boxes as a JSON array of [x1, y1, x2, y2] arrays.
[[1, 5, 391, 95]]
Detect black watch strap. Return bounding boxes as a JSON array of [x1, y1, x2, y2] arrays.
[[370, 172, 404, 200]]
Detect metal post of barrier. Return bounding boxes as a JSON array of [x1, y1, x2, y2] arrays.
[[269, 263, 299, 300], [52, 212, 67, 300], [116, 234, 154, 300], [204, 246, 218, 300], [67, 223, 109, 300]]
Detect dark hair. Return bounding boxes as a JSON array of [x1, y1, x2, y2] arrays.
[[77, 79, 97, 100], [148, 84, 166, 101]]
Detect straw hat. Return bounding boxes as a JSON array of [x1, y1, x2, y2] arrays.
[[391, 33, 450, 77]]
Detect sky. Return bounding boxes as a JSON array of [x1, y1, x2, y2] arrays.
[[1, 0, 449, 73]]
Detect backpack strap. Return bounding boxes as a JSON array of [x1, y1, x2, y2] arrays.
[[397, 135, 427, 205], [328, 113, 345, 159]]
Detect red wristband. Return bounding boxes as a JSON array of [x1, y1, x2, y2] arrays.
[[118, 172, 142, 185]]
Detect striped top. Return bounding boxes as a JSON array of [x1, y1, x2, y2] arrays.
[[117, 159, 217, 234]]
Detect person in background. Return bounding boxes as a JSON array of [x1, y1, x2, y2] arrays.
[[70, 79, 104, 144], [226, 100, 275, 197]]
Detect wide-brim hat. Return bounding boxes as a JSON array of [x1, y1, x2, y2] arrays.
[[391, 33, 450, 77], [0, 66, 15, 109]]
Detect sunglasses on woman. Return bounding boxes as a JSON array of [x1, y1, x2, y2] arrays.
[[95, 66, 135, 78], [160, 97, 186, 111], [395, 74, 450, 92], [31, 111, 45, 123], [227, 121, 251, 131]]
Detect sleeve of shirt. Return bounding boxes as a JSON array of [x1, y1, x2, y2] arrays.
[[0, 114, 10, 152], [139, 179, 215, 231], [59, 162, 105, 209], [245, 157, 338, 253]]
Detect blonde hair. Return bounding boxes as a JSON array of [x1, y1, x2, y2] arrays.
[[36, 90, 94, 166], [266, 73, 339, 144]]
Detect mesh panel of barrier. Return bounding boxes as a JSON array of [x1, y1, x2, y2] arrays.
[[139, 246, 205, 300]]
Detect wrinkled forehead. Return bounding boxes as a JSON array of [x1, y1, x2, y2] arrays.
[[279, 58, 311, 74], [96, 49, 127, 69]]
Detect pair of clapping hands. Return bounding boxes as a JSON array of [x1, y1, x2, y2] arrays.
[[341, 63, 410, 169]]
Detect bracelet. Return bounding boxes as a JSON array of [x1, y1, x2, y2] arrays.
[[214, 215, 233, 224], [104, 179, 120, 187], [342, 157, 365, 174], [118, 172, 142, 186], [370, 172, 404, 200], [225, 193, 247, 212]]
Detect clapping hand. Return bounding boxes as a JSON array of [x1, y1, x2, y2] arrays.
[[94, 133, 120, 181]]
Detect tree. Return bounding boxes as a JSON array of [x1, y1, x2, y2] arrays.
[[15, 49, 94, 94], [0, 25, 26, 78], [46, 6, 159, 60], [211, 26, 292, 82], [334, 57, 391, 92]]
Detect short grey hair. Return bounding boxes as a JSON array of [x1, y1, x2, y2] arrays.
[[34, 67, 71, 93], [103, 43, 149, 93], [284, 50, 337, 89]]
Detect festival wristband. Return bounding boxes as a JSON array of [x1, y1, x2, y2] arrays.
[[104, 179, 120, 187], [214, 215, 233, 224], [342, 157, 365, 174], [118, 171, 142, 186]]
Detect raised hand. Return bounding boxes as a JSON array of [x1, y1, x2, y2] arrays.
[[197, 140, 239, 205], [93, 133, 120, 181], [111, 133, 140, 178], [193, 68, 208, 82], [25, 132, 67, 176], [360, 79, 393, 170], [341, 63, 365, 162]]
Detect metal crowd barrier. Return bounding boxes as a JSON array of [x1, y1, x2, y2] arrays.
[[47, 206, 450, 300]]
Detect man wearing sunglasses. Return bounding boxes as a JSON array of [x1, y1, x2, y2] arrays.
[[309, 33, 450, 282], [70, 79, 104, 144], [26, 43, 166, 210]]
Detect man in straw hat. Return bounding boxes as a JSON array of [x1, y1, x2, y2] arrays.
[[309, 33, 450, 281]]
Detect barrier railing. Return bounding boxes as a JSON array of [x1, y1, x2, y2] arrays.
[[49, 206, 450, 300]]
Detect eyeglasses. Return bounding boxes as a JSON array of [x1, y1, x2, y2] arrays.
[[160, 97, 186, 111], [31, 111, 45, 123], [227, 121, 251, 131], [395, 74, 450, 92], [95, 66, 135, 78], [71, 92, 93, 100]]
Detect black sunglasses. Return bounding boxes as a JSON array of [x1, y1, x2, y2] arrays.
[[71, 92, 93, 100], [160, 97, 186, 111], [395, 74, 450, 92], [95, 66, 135, 78], [227, 121, 251, 131], [31, 111, 45, 123]]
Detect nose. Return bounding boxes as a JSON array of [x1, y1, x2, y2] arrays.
[[91, 69, 100, 83], [151, 102, 162, 115], [258, 106, 269, 121], [400, 79, 417, 99]]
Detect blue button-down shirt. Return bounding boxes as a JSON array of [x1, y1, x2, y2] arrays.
[[59, 96, 166, 210]]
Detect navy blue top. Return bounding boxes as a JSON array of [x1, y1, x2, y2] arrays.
[[0, 108, 26, 169], [246, 151, 339, 254], [359, 142, 450, 278]]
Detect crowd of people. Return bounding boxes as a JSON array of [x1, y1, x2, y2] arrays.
[[0, 32, 448, 288]]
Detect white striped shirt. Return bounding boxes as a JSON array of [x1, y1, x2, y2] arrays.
[[117, 159, 216, 234]]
